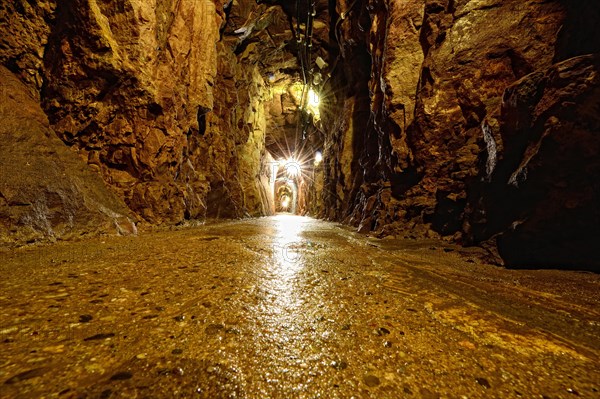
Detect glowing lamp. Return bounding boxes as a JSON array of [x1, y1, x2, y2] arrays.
[[314, 151, 322, 165], [285, 158, 301, 177]]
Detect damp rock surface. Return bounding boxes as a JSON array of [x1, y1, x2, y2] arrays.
[[1, 0, 278, 227], [0, 215, 598, 398], [465, 54, 600, 271], [0, 66, 135, 246], [320, 0, 600, 272]]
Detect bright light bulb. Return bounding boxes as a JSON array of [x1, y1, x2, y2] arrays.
[[314, 151, 322, 165], [281, 197, 290, 208], [285, 158, 301, 177]]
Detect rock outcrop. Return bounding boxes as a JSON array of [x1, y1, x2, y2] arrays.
[[205, 41, 273, 218], [320, 0, 599, 269], [1, 0, 277, 236], [40, 0, 224, 224], [0, 0, 55, 95], [324, 0, 565, 232], [465, 55, 600, 270], [0, 66, 135, 245]]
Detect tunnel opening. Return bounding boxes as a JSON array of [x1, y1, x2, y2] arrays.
[[275, 178, 296, 213], [268, 154, 304, 215]]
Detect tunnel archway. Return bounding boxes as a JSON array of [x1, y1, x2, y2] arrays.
[[269, 156, 303, 214], [275, 179, 296, 213]]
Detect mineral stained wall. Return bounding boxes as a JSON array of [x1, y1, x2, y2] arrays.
[[0, 65, 135, 245]]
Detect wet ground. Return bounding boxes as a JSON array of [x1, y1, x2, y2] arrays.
[[1, 215, 599, 398]]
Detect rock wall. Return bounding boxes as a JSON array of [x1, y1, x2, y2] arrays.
[[320, 1, 372, 224], [205, 41, 273, 218], [0, 66, 135, 245], [1, 0, 274, 238], [0, 0, 56, 95], [322, 0, 600, 268], [465, 55, 600, 270], [40, 0, 268, 224]]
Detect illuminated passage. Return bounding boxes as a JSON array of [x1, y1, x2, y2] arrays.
[[0, 216, 599, 398]]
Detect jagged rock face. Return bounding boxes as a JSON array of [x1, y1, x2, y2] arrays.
[[321, 0, 599, 268], [465, 55, 600, 270], [2, 0, 279, 228], [408, 0, 566, 235], [0, 0, 56, 94], [40, 0, 222, 224], [330, 0, 565, 233], [319, 1, 372, 223], [219, 0, 300, 192], [205, 42, 273, 218], [0, 66, 135, 245]]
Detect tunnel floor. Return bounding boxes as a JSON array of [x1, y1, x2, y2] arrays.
[[1, 215, 599, 398]]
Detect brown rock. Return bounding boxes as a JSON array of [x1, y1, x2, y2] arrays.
[[0, 66, 135, 245], [409, 0, 564, 232], [0, 0, 279, 226], [322, 0, 567, 240], [0, 1, 56, 93], [465, 55, 600, 271]]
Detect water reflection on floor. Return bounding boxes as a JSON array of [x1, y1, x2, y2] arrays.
[[272, 213, 306, 274], [259, 214, 308, 342], [0, 216, 599, 398]]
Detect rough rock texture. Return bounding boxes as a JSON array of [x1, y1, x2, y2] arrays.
[[329, 0, 565, 232], [0, 0, 56, 94], [321, 0, 599, 268], [465, 55, 600, 270], [320, 1, 372, 224], [1, 0, 277, 232], [41, 0, 222, 224], [0, 66, 134, 245], [264, 87, 301, 157], [204, 41, 273, 218], [409, 0, 564, 235]]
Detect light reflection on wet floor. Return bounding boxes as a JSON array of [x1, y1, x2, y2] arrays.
[[0, 216, 599, 398], [272, 213, 306, 274], [258, 215, 308, 346]]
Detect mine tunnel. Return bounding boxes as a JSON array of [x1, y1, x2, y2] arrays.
[[0, 0, 599, 397]]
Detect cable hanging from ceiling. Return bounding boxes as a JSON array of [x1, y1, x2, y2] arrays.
[[295, 0, 317, 143]]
